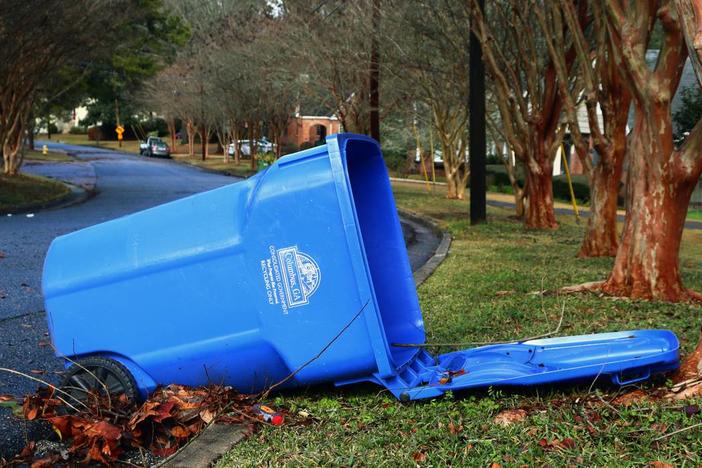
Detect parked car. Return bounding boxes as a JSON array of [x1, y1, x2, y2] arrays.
[[140, 137, 171, 158], [414, 148, 469, 169], [228, 138, 276, 157], [414, 149, 444, 168]]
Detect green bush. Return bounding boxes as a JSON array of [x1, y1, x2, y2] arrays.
[[383, 149, 408, 174], [68, 126, 87, 135], [280, 143, 299, 156], [485, 164, 590, 203], [47, 122, 59, 134], [141, 118, 168, 137]]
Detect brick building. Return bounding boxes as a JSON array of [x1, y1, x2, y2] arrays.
[[281, 114, 342, 148]]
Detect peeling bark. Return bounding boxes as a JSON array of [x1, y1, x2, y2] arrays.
[[602, 109, 695, 301], [578, 155, 623, 257], [524, 158, 557, 229]]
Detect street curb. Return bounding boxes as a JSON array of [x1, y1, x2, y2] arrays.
[[159, 210, 451, 468], [390, 176, 447, 187], [156, 424, 248, 468], [0, 180, 93, 216], [398, 208, 452, 286]]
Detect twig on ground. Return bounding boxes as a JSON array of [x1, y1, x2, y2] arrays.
[[392, 299, 566, 348], [258, 299, 370, 400], [0, 367, 84, 412], [653, 422, 702, 441], [587, 364, 606, 394], [559, 280, 605, 295]]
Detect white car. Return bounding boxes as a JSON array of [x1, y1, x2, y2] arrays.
[[228, 138, 275, 156]]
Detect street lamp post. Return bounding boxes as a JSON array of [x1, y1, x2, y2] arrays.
[[469, 0, 486, 224]]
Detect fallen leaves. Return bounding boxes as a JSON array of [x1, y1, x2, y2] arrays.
[[612, 389, 647, 406], [5, 383, 283, 465], [538, 437, 576, 451], [493, 408, 527, 426]]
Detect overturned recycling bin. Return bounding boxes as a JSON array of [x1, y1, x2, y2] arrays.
[[43, 133, 680, 402]]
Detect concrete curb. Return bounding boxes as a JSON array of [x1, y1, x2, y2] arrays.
[[160, 210, 451, 468], [0, 180, 93, 216], [398, 208, 452, 286]]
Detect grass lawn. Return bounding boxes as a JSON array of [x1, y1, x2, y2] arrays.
[[43, 133, 142, 154], [0, 173, 70, 212], [24, 149, 74, 162], [219, 181, 702, 466], [171, 154, 257, 179], [688, 210, 702, 222]]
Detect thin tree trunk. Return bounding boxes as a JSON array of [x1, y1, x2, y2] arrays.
[[186, 120, 195, 157], [200, 124, 207, 161], [233, 125, 240, 164], [168, 118, 177, 151], [250, 122, 258, 170]]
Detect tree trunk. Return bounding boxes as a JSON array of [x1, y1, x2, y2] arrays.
[[524, 157, 557, 229], [186, 120, 195, 157], [200, 124, 207, 161], [168, 118, 177, 151], [513, 188, 525, 218], [250, 122, 258, 171], [578, 155, 623, 257], [233, 125, 240, 164], [602, 111, 695, 301]]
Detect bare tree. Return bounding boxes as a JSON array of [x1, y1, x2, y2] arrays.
[[385, 1, 471, 199], [535, 0, 631, 256], [0, 1, 134, 175], [469, 0, 573, 229]]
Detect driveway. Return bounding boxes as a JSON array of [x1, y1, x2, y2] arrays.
[[0, 142, 440, 457]]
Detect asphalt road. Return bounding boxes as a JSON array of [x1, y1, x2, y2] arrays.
[[0, 142, 439, 457]]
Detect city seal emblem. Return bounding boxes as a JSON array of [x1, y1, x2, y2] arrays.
[[276, 246, 321, 308]]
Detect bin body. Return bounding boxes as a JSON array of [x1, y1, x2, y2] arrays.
[[44, 133, 680, 401], [44, 134, 424, 396]]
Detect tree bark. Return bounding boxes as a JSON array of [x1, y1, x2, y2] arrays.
[[200, 124, 207, 161], [602, 108, 696, 300], [186, 120, 195, 157], [168, 118, 177, 151], [524, 154, 557, 229], [578, 150, 624, 257]]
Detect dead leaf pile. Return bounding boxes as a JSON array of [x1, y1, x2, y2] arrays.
[[2, 383, 279, 466]]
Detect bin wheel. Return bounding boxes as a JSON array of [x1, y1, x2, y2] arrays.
[[60, 356, 139, 406]]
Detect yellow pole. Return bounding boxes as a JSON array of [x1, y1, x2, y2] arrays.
[[561, 144, 580, 223], [412, 117, 430, 192], [429, 128, 436, 188]]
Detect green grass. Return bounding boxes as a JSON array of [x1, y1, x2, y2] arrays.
[[0, 173, 70, 212], [24, 149, 74, 162], [688, 210, 702, 221], [171, 154, 257, 178], [43, 133, 142, 154], [219, 182, 702, 467]]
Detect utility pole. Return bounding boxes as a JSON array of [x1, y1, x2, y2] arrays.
[[369, 0, 380, 143], [469, 0, 486, 224]]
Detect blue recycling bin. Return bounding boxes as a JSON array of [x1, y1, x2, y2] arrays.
[[43, 133, 680, 401]]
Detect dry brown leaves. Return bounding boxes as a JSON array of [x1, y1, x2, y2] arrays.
[[4, 384, 277, 465], [493, 408, 527, 426]]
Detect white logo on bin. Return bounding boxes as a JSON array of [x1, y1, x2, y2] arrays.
[[277, 246, 320, 307]]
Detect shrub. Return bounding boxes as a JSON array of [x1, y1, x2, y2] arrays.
[[383, 149, 409, 174], [68, 126, 87, 135], [280, 143, 299, 156], [485, 164, 590, 204]]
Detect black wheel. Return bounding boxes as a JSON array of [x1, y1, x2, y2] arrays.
[[60, 356, 139, 406]]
